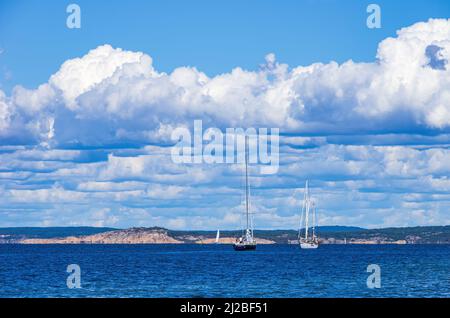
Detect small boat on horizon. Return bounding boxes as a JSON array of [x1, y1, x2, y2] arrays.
[[215, 230, 220, 244], [234, 136, 256, 251], [298, 180, 319, 249]]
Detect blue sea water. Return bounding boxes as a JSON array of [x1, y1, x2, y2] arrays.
[[0, 244, 448, 298]]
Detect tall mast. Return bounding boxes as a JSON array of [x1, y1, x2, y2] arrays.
[[298, 182, 306, 240], [298, 206, 303, 239], [245, 135, 249, 230], [304, 180, 309, 240], [312, 202, 316, 238]]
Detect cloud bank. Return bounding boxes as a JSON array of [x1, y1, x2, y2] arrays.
[[1, 18, 450, 146]]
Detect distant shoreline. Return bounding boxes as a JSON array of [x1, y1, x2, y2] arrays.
[[1, 225, 449, 244]]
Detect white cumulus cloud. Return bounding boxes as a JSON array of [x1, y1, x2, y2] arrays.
[[1, 19, 449, 147]]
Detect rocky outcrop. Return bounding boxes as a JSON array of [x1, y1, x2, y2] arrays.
[[19, 227, 182, 244]]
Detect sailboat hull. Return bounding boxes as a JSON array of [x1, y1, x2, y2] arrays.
[[233, 243, 257, 251], [300, 242, 319, 249]]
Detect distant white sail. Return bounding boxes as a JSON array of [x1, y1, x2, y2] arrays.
[[215, 230, 220, 243]]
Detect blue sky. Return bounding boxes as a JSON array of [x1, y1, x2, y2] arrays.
[[0, 0, 450, 229], [1, 0, 449, 92]]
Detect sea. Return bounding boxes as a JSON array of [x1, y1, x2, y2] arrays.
[[0, 244, 448, 298]]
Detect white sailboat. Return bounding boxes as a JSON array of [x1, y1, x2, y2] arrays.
[[215, 230, 220, 244], [298, 180, 319, 249], [233, 135, 256, 251]]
